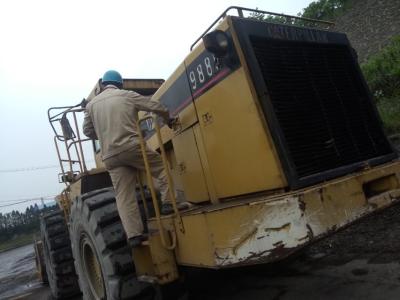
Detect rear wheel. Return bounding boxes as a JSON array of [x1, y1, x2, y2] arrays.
[[69, 187, 156, 300], [40, 208, 81, 299], [33, 239, 48, 283]]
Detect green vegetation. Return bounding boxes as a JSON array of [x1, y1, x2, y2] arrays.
[[0, 204, 56, 252], [300, 0, 350, 21], [249, 0, 350, 27], [361, 36, 400, 100], [0, 233, 37, 253], [361, 36, 400, 134]]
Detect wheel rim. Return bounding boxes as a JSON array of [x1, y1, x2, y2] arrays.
[[81, 234, 105, 299]]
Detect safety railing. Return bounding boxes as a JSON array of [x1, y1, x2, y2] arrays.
[[191, 6, 335, 50], [48, 105, 91, 184], [137, 115, 185, 250]]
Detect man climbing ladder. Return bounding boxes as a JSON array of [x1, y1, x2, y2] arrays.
[[83, 70, 191, 247]]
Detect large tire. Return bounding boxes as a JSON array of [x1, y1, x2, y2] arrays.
[[34, 240, 48, 283], [69, 187, 156, 300], [40, 208, 81, 299]]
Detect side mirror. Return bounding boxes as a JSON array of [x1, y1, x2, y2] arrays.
[[202, 30, 231, 58]]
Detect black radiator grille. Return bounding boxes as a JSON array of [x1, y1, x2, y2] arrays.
[[250, 36, 392, 178]]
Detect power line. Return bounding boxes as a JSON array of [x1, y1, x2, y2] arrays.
[[0, 198, 56, 208], [0, 159, 95, 174], [0, 195, 56, 205], [0, 165, 60, 173]]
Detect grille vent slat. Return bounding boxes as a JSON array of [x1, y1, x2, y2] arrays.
[[250, 36, 392, 179]]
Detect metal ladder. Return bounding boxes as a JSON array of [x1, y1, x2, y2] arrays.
[[136, 115, 185, 250]]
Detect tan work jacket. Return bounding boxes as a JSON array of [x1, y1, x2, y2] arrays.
[[83, 85, 169, 160]]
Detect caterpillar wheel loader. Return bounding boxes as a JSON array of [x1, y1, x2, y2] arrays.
[[36, 6, 400, 300]]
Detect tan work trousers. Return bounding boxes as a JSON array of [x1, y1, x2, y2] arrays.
[[103, 143, 169, 238]]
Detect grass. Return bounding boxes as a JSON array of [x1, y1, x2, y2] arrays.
[[0, 233, 38, 253]]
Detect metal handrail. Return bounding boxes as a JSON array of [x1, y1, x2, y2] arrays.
[[48, 104, 90, 182], [136, 115, 183, 250], [137, 174, 150, 220], [48, 105, 84, 141], [190, 6, 335, 50]]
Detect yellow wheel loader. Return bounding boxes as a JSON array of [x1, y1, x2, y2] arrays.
[[36, 6, 400, 299]]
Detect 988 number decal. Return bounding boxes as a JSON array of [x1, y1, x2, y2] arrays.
[[188, 55, 216, 91]]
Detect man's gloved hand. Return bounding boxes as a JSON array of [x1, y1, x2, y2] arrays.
[[168, 117, 180, 130], [80, 98, 88, 108]]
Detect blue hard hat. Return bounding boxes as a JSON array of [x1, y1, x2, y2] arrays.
[[101, 70, 123, 86]]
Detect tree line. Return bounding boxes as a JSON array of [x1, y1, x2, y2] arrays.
[[0, 204, 55, 243]]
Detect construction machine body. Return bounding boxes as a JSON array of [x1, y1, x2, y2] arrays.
[[42, 6, 400, 297]]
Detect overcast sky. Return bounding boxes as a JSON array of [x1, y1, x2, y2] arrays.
[[0, 0, 314, 213]]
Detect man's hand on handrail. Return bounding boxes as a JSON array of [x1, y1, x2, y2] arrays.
[[168, 117, 180, 130]]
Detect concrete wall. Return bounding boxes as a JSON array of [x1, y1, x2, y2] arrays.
[[334, 0, 400, 63]]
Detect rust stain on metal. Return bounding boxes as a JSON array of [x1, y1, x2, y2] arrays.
[[297, 235, 309, 242], [264, 222, 291, 232], [245, 249, 272, 261], [214, 251, 230, 266], [246, 244, 297, 264], [369, 202, 378, 209], [318, 188, 324, 202], [298, 197, 306, 211], [306, 224, 314, 240], [232, 227, 258, 255]]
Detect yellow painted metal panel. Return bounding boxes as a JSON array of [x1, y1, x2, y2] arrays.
[[132, 247, 155, 277], [173, 213, 215, 266], [206, 196, 309, 267], [172, 126, 209, 203], [148, 231, 179, 284], [166, 148, 185, 201], [194, 67, 286, 198], [193, 124, 218, 203], [132, 228, 179, 284], [170, 162, 400, 269], [303, 163, 400, 237]]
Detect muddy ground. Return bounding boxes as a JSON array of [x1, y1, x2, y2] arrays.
[[0, 244, 44, 300], [4, 202, 400, 300]]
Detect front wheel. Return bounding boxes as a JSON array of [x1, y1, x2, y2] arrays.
[[69, 187, 156, 300]]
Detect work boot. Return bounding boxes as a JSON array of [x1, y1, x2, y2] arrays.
[[161, 203, 174, 215], [177, 201, 195, 211], [161, 202, 195, 215], [128, 234, 148, 248]]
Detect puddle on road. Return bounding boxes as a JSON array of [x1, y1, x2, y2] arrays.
[[0, 244, 41, 299]]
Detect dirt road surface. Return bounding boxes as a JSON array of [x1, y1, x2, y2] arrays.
[[4, 202, 400, 300]]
